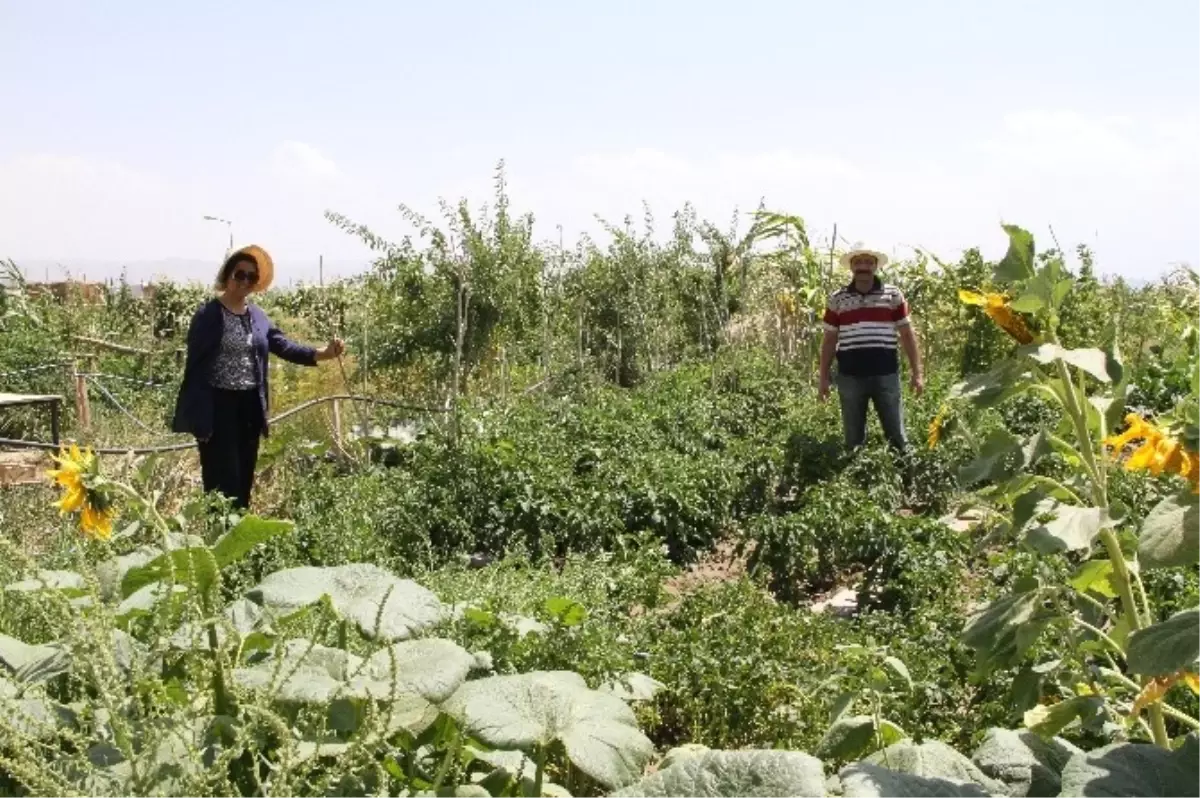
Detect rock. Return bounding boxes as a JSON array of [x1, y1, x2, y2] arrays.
[[811, 586, 858, 616]]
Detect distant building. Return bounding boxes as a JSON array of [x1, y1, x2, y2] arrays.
[[25, 280, 106, 303]]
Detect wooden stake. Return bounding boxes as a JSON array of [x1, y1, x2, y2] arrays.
[[332, 398, 344, 451], [73, 362, 90, 434]]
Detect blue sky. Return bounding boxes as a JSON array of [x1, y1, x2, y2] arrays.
[[1, 1, 1197, 284]]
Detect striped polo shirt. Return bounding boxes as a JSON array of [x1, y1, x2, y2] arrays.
[[822, 277, 910, 377]]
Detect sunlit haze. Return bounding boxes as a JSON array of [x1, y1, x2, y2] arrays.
[[2, 1, 1197, 286]]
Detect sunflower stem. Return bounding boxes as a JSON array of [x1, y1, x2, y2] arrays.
[[1049, 346, 1174, 746]]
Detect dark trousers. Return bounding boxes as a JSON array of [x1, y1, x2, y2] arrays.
[[198, 388, 264, 510], [836, 371, 909, 451]]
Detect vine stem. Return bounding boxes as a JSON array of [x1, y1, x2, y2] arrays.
[[532, 744, 546, 798], [1098, 668, 1200, 729], [1051, 351, 1171, 748], [431, 732, 461, 794], [1071, 617, 1124, 657]]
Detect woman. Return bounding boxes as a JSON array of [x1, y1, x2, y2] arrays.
[[171, 245, 345, 509]]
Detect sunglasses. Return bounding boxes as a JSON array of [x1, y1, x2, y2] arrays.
[[232, 269, 259, 285]]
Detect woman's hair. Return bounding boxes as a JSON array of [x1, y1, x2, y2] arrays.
[[215, 252, 258, 290]]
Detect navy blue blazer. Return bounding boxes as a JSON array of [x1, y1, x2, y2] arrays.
[[171, 298, 318, 440]]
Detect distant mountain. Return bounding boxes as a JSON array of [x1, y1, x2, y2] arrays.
[[7, 257, 373, 287]]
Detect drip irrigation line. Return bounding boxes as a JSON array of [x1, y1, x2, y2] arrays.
[[87, 377, 157, 434], [0, 363, 65, 379], [0, 394, 447, 456], [78, 373, 171, 388]]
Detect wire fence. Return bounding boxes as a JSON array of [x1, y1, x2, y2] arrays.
[[0, 394, 447, 456], [0, 336, 492, 469], [0, 363, 66, 380]]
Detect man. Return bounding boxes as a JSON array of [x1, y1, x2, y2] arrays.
[[817, 243, 923, 451]]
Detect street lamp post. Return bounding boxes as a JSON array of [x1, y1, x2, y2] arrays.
[[202, 215, 234, 254]]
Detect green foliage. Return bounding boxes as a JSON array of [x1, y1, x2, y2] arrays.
[[3, 204, 1199, 797]]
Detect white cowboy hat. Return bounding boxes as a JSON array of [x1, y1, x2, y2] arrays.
[[839, 242, 889, 270]]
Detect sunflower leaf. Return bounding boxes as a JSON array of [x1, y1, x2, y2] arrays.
[[996, 224, 1036, 283], [1138, 490, 1200, 570]]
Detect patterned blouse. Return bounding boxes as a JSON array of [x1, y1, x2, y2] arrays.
[[209, 305, 259, 390]]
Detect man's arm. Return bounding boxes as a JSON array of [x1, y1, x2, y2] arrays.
[[818, 305, 839, 401], [891, 289, 923, 394], [899, 325, 923, 384]]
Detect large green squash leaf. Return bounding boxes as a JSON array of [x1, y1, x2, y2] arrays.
[[210, 515, 293, 567], [0, 676, 77, 740], [1138, 490, 1199, 570], [233, 639, 360, 703], [5, 569, 87, 597], [839, 739, 1007, 796], [612, 749, 826, 797], [116, 583, 189, 625], [95, 533, 205, 602], [1058, 733, 1198, 796], [234, 637, 474, 704], [82, 715, 218, 797], [840, 762, 991, 797], [247, 564, 447, 641], [599, 672, 666, 702], [970, 727, 1081, 797], [121, 547, 219, 600], [169, 598, 274, 652], [0, 633, 69, 683], [816, 715, 907, 762], [356, 638, 478, 703], [443, 670, 654, 790], [1125, 608, 1200, 677]]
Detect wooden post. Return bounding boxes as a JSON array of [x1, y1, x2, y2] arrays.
[[50, 398, 61, 446], [73, 361, 90, 433], [332, 398, 344, 452]]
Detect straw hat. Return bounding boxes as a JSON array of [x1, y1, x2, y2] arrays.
[[839, 243, 889, 270], [218, 244, 275, 293]]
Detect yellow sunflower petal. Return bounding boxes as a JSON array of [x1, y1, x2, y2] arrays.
[[53, 484, 86, 515], [1151, 438, 1184, 477], [984, 305, 1035, 344], [1126, 440, 1162, 471], [959, 289, 987, 306], [1131, 674, 1177, 718], [1182, 672, 1200, 695], [928, 408, 946, 450], [79, 504, 115, 542]]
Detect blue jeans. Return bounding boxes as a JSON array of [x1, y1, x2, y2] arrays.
[[836, 371, 909, 451]]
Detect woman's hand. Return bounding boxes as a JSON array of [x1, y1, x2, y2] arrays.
[[316, 338, 346, 362]]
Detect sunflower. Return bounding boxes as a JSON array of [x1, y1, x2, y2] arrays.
[[1130, 670, 1198, 718], [928, 406, 947, 450], [776, 291, 797, 317], [1131, 673, 1178, 718], [958, 289, 1035, 344], [80, 503, 116, 541], [44, 444, 116, 541], [1104, 413, 1199, 493], [47, 443, 91, 492]]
